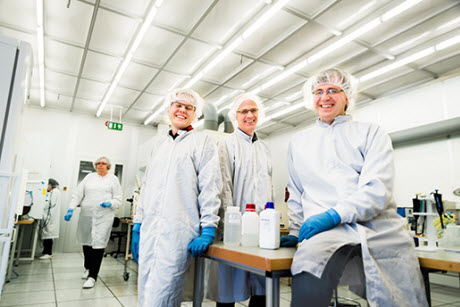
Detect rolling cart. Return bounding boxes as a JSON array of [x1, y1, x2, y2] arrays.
[[120, 218, 133, 281]]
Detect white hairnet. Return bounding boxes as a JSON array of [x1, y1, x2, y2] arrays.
[[165, 88, 204, 121], [94, 156, 111, 170], [228, 92, 265, 128], [303, 68, 357, 111]]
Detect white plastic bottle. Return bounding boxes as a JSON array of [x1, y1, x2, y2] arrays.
[[224, 206, 242, 246], [241, 204, 259, 247], [259, 202, 280, 249]]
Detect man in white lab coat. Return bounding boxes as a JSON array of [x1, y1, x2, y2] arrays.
[[207, 93, 273, 307], [132, 88, 222, 307], [281, 68, 428, 306], [39, 178, 61, 260]]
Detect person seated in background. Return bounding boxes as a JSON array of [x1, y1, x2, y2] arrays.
[[131, 88, 222, 307], [39, 178, 61, 260], [281, 68, 428, 306], [207, 93, 273, 307], [64, 156, 122, 289]]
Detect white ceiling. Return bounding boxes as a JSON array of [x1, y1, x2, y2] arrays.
[[1, 0, 459, 135]]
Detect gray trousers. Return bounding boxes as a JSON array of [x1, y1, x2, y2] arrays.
[[291, 244, 365, 307]]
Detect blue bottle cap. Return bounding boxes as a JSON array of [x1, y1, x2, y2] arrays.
[[266, 202, 274, 209]]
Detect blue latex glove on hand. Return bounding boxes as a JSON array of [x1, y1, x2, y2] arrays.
[[132, 223, 141, 264], [188, 227, 215, 257], [298, 208, 341, 242], [100, 201, 112, 208], [64, 208, 74, 221], [280, 235, 298, 247]]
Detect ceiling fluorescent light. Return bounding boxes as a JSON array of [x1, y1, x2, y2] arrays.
[[390, 31, 430, 53], [184, 71, 204, 88], [260, 60, 307, 90], [144, 103, 167, 125], [169, 75, 189, 91], [286, 91, 302, 101], [435, 34, 460, 51], [263, 102, 303, 123], [337, 0, 377, 28], [97, 0, 162, 117], [381, 0, 422, 22], [242, 0, 290, 39], [436, 16, 460, 31], [242, 66, 281, 88], [36, 0, 45, 107], [308, 18, 381, 64], [185, 0, 291, 89], [359, 47, 435, 82]]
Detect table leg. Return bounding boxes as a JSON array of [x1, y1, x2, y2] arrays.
[[6, 226, 18, 281], [30, 222, 39, 261], [266, 275, 280, 307], [193, 257, 204, 307], [14, 224, 23, 266], [421, 268, 432, 307]]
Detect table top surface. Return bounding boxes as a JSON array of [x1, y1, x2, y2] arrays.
[[16, 219, 34, 225], [206, 242, 460, 273]]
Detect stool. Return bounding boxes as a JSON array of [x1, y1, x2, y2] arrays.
[[104, 217, 127, 259]]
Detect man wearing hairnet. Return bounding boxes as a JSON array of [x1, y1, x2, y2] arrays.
[[281, 68, 428, 306], [207, 93, 273, 307], [39, 178, 61, 260], [132, 88, 222, 307]]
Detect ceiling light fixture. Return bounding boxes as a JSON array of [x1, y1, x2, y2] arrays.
[[436, 16, 460, 31], [97, 0, 163, 117], [251, 0, 422, 95], [183, 0, 291, 89], [36, 0, 45, 107], [144, 100, 167, 125], [390, 31, 431, 53], [360, 33, 460, 82], [337, 0, 377, 28]]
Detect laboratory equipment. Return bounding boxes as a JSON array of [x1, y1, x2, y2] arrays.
[[224, 206, 241, 246], [259, 202, 280, 249], [241, 204, 259, 247], [413, 195, 438, 251], [432, 189, 444, 229], [0, 34, 32, 294]]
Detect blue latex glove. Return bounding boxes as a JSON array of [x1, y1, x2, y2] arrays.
[[187, 227, 215, 257], [132, 223, 141, 264], [298, 208, 341, 242], [64, 208, 74, 221], [280, 235, 298, 247], [100, 201, 112, 208]]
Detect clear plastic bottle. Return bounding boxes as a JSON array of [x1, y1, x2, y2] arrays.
[[241, 204, 259, 247], [224, 206, 242, 246], [259, 202, 280, 249]]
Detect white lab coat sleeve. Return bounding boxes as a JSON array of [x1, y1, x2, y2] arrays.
[[68, 175, 88, 210], [134, 147, 154, 224], [109, 176, 122, 209], [197, 135, 222, 229], [286, 141, 304, 238], [218, 137, 234, 214], [334, 126, 394, 224]]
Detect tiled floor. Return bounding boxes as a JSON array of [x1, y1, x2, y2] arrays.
[[2, 252, 460, 306]]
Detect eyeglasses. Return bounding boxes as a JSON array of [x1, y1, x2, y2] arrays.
[[172, 102, 195, 112], [96, 162, 107, 165], [237, 108, 258, 115], [312, 88, 344, 96]]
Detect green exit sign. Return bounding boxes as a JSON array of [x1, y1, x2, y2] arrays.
[[107, 121, 123, 131]]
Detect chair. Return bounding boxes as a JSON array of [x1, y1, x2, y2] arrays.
[[104, 217, 127, 258]]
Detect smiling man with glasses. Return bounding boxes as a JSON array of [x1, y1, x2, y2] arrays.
[[132, 88, 222, 306], [281, 68, 428, 306], [207, 92, 273, 307]]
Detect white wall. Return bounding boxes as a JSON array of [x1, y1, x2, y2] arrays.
[[21, 107, 156, 252], [266, 75, 460, 227]]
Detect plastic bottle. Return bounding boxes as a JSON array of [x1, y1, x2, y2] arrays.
[[241, 204, 259, 247], [224, 206, 242, 246], [259, 202, 280, 249]]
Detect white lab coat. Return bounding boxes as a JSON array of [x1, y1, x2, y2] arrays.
[[287, 116, 428, 307], [40, 188, 61, 239], [134, 129, 221, 307], [207, 128, 273, 303], [69, 173, 122, 249]]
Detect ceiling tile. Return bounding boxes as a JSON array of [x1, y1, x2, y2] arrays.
[[76, 78, 109, 101], [155, 0, 214, 33], [165, 39, 217, 75], [89, 8, 139, 56], [46, 0, 93, 45], [45, 70, 77, 95], [45, 38, 84, 76], [100, 0, 150, 16], [133, 92, 163, 112], [108, 87, 141, 108], [118, 62, 159, 91], [146, 71, 183, 95], [0, 0, 36, 32], [82, 50, 121, 82], [44, 91, 72, 111]]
